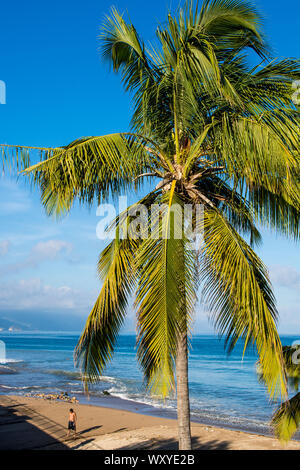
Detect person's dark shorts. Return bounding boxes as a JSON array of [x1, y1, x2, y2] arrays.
[[68, 421, 76, 430]]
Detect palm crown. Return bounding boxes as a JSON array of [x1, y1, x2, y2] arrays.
[[2, 0, 300, 448]]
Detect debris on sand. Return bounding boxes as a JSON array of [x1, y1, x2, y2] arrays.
[[25, 391, 79, 403]]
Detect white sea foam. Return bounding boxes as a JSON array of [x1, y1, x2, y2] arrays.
[[99, 375, 118, 383], [0, 385, 17, 389], [107, 387, 176, 411], [0, 384, 40, 390], [0, 359, 23, 364]]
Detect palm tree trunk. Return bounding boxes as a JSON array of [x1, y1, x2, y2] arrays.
[[176, 328, 192, 450]]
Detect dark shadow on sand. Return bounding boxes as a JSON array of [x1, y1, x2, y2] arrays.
[[0, 396, 69, 450], [118, 435, 230, 450], [77, 425, 102, 435]]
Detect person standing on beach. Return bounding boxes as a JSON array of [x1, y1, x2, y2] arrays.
[[67, 408, 77, 438]]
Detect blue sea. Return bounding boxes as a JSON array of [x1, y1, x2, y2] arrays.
[[0, 332, 299, 437]]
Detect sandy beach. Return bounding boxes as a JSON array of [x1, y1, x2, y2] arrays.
[[0, 394, 299, 450]]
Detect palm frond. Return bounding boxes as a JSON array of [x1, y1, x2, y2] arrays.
[[250, 186, 300, 241], [101, 8, 157, 92], [10, 133, 161, 216], [74, 228, 138, 389], [200, 209, 287, 399], [135, 184, 198, 396], [1, 145, 31, 174], [197, 0, 267, 58], [272, 393, 300, 443], [196, 175, 263, 245], [74, 192, 161, 388]]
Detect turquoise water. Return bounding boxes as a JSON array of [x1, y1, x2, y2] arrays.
[[0, 332, 298, 436]]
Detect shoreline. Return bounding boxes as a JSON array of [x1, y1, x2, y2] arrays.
[[66, 391, 278, 438], [2, 389, 300, 442], [1, 394, 300, 450], [2, 332, 300, 447]]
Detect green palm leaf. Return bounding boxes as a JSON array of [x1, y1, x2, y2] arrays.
[[74, 193, 160, 387], [200, 209, 287, 399], [74, 228, 138, 389], [272, 393, 300, 443], [135, 183, 197, 396], [15, 133, 161, 216]]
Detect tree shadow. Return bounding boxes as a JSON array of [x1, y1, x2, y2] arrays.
[[192, 436, 230, 450], [77, 425, 102, 435], [0, 396, 69, 450], [110, 427, 127, 434], [71, 438, 95, 449], [117, 435, 230, 450]]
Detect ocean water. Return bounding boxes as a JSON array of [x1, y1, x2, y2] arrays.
[[0, 332, 299, 437]]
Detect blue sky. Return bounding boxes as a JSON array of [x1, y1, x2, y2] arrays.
[[0, 0, 299, 333]]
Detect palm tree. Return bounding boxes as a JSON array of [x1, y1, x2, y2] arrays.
[[2, 0, 300, 449]]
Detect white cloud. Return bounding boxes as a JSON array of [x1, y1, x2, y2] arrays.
[[0, 277, 94, 312], [0, 201, 31, 214], [0, 239, 74, 276], [0, 240, 10, 256], [270, 265, 300, 291], [277, 305, 300, 334], [1, 226, 60, 245], [30, 240, 73, 263], [0, 179, 32, 214]]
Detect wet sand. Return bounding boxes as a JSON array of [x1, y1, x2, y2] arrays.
[[0, 394, 299, 450]]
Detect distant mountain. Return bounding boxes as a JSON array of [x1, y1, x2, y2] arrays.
[[0, 310, 86, 332], [0, 316, 31, 331]]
